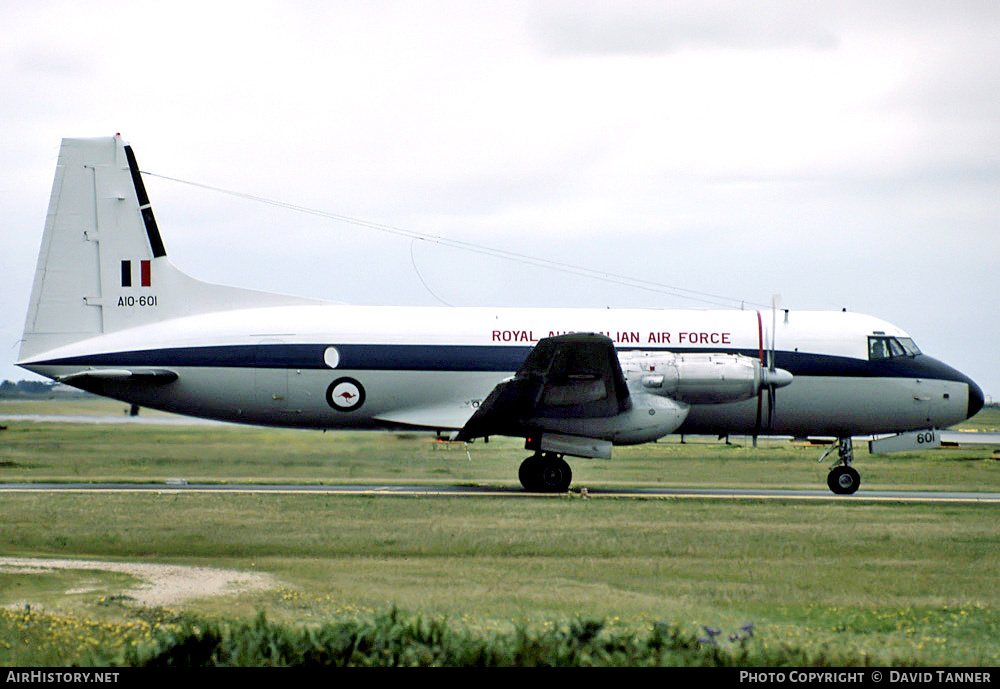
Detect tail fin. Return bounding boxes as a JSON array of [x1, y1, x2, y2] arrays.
[[19, 135, 322, 361]]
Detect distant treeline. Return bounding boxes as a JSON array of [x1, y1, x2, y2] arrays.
[[0, 380, 91, 398]]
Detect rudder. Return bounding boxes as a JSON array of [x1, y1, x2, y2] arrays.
[[19, 135, 322, 363]]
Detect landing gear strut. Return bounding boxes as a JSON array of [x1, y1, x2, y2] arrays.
[[519, 452, 572, 493], [822, 437, 861, 495]]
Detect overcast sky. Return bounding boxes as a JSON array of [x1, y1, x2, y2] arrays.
[[2, 0, 997, 398]]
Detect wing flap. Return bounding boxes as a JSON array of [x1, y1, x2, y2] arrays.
[[374, 403, 478, 431], [456, 333, 630, 441]]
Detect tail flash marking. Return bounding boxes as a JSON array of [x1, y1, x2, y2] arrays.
[[120, 259, 152, 287], [124, 144, 166, 258]]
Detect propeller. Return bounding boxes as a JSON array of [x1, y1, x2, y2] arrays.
[[753, 296, 793, 446]]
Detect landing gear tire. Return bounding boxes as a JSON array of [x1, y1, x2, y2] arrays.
[[519, 454, 542, 492], [519, 453, 572, 493], [827, 465, 860, 495]]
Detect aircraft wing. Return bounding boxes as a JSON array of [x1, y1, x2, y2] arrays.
[[456, 333, 631, 442]]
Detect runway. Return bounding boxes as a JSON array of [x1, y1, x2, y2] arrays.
[[2, 482, 999, 504]]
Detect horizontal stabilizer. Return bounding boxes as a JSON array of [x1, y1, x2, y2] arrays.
[[58, 368, 178, 385]]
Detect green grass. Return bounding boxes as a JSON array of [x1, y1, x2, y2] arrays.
[[0, 606, 182, 667], [1, 493, 999, 665], [0, 396, 186, 418], [2, 398, 1000, 666], [954, 405, 1000, 432], [0, 607, 815, 667], [0, 569, 138, 608], [2, 405, 999, 491]]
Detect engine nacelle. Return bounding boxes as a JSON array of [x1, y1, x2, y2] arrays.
[[528, 392, 689, 450], [618, 350, 787, 404]]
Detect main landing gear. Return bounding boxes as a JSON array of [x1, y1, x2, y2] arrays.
[[821, 437, 861, 495], [519, 452, 572, 493]]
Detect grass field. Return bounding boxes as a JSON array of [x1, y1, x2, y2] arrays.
[[1, 398, 999, 666], [3, 399, 999, 491]]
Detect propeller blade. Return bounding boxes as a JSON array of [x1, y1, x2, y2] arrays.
[[767, 384, 776, 429], [765, 295, 785, 431], [753, 392, 762, 446]]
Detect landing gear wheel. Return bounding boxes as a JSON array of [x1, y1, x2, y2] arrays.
[[519, 453, 572, 493], [827, 465, 860, 495], [519, 454, 542, 492], [538, 454, 572, 493]]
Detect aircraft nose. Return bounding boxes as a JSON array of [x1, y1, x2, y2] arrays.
[[967, 377, 985, 419]]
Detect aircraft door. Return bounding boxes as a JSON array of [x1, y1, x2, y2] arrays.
[[255, 339, 288, 409]]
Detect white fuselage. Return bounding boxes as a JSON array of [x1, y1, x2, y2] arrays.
[[19, 304, 977, 439]]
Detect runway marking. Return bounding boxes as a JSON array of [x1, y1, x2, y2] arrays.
[[2, 484, 1000, 504]]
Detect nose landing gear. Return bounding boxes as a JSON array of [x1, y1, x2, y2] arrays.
[[828, 464, 861, 494], [519, 452, 572, 493], [820, 437, 861, 495]]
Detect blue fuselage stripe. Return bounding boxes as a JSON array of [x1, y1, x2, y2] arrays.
[[32, 344, 973, 383]]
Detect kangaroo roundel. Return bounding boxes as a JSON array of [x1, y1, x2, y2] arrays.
[[327, 377, 365, 412]]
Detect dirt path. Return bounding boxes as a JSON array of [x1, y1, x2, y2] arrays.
[[0, 556, 276, 607]]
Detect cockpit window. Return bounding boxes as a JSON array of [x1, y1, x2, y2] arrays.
[[868, 336, 921, 360], [869, 337, 888, 360]]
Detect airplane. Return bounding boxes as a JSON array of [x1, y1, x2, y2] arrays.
[[17, 136, 985, 495]]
